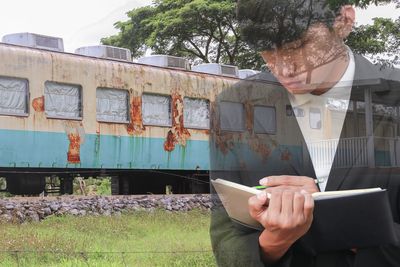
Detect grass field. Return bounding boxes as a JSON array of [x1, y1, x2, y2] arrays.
[[0, 210, 215, 267]]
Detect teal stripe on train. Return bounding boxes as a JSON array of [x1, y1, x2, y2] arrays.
[[1, 129, 391, 170], [0, 129, 210, 170]]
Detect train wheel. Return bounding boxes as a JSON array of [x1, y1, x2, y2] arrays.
[[60, 177, 74, 195], [6, 174, 45, 195], [111, 176, 120, 195]]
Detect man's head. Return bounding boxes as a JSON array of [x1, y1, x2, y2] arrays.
[[237, 0, 355, 94]]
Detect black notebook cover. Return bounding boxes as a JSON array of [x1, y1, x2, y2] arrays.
[[300, 190, 398, 252]]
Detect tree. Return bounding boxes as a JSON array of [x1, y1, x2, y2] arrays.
[[102, 0, 264, 69], [102, 0, 399, 70], [347, 17, 400, 66]]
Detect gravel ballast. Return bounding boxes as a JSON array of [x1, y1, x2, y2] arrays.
[[0, 195, 212, 223]]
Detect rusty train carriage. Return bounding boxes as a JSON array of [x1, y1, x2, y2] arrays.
[[1, 43, 399, 195], [0, 43, 238, 195]]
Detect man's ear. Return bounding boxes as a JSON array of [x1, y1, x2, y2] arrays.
[[334, 5, 355, 39]]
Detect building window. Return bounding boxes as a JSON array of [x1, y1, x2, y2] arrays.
[[142, 94, 172, 126], [286, 105, 304, 117], [0, 76, 29, 116], [220, 101, 245, 132], [183, 97, 210, 129], [44, 81, 82, 119], [254, 106, 276, 134], [310, 107, 322, 129], [96, 88, 129, 123]]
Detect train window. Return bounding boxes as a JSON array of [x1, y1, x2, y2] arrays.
[[0, 76, 29, 116], [220, 101, 245, 132], [44, 81, 82, 120], [142, 94, 172, 126], [309, 107, 322, 129], [286, 105, 304, 117], [96, 88, 129, 123], [183, 97, 210, 129], [254, 106, 276, 134]]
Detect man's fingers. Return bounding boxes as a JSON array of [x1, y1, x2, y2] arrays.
[[260, 175, 316, 188], [281, 190, 294, 216], [267, 190, 282, 217], [302, 190, 314, 220], [248, 192, 269, 219], [293, 192, 305, 219]]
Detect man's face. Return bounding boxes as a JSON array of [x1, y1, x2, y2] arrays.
[[261, 23, 348, 95]]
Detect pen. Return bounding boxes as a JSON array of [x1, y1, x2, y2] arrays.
[[253, 185, 267, 190]]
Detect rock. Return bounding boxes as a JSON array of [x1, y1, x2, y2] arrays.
[[50, 204, 60, 211], [0, 194, 212, 223], [43, 207, 52, 216], [5, 205, 14, 210], [69, 209, 79, 216], [15, 211, 25, 221], [28, 211, 40, 222]]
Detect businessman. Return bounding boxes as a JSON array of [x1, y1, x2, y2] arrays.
[[210, 0, 400, 266]]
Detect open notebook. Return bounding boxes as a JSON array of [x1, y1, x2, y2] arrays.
[[211, 178, 398, 252]]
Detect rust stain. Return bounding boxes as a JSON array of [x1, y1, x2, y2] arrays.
[[281, 148, 292, 161], [171, 91, 190, 145], [210, 101, 235, 155], [163, 91, 191, 152], [214, 132, 236, 154], [67, 133, 81, 163], [248, 139, 272, 162], [164, 130, 176, 152], [127, 96, 145, 135], [32, 96, 44, 112], [64, 122, 85, 164], [244, 101, 253, 131]]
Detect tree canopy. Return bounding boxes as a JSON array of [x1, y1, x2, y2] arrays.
[[101, 0, 400, 69]]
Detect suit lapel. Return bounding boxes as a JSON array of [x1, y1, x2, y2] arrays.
[[325, 56, 365, 191]]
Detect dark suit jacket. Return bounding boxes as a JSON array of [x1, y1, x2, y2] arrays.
[[210, 55, 400, 267]]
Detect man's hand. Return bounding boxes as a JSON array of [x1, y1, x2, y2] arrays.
[[248, 176, 317, 263]]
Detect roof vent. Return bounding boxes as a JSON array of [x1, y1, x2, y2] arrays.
[[138, 55, 190, 70], [75, 45, 132, 61], [2, 32, 64, 52], [192, 63, 238, 77], [238, 69, 261, 79]]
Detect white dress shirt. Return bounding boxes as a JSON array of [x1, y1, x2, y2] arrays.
[[289, 49, 355, 191]]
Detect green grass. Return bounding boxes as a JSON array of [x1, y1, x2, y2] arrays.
[[0, 210, 216, 267]]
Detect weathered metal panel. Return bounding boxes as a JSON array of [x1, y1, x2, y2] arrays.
[[0, 44, 236, 169]]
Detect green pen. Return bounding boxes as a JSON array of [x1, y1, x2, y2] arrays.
[[253, 185, 267, 190]]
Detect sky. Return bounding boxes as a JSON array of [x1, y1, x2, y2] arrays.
[[0, 0, 398, 54]]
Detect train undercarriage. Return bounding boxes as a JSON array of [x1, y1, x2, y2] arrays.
[[0, 168, 210, 196]]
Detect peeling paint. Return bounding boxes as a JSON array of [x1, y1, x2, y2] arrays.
[[64, 122, 85, 164], [171, 91, 191, 145], [67, 133, 81, 163], [163, 91, 191, 152], [32, 96, 44, 112], [164, 130, 176, 152], [127, 96, 145, 135]]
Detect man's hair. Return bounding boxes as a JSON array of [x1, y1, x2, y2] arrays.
[[237, 0, 351, 51]]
